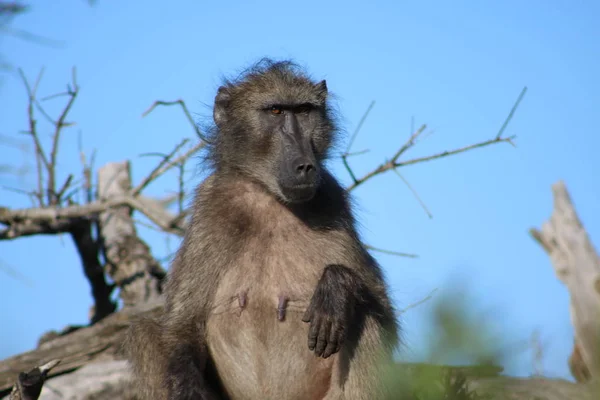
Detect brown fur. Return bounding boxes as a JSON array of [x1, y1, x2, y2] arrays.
[[125, 59, 399, 400]]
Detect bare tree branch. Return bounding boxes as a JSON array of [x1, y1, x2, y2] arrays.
[[399, 288, 439, 314], [144, 140, 204, 185], [47, 67, 78, 205], [77, 131, 95, 204], [69, 219, 116, 323], [344, 87, 526, 193], [18, 68, 48, 205], [132, 138, 190, 196], [392, 168, 433, 219], [0, 194, 185, 240], [364, 244, 418, 258], [342, 100, 375, 183], [142, 99, 209, 142], [0, 258, 33, 287], [495, 86, 528, 140], [0, 216, 74, 240], [346, 133, 515, 192], [55, 174, 73, 201]]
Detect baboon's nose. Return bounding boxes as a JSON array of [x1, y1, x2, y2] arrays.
[[295, 161, 317, 180]]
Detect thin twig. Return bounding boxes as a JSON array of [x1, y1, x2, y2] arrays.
[[342, 149, 370, 158], [395, 135, 516, 169], [132, 138, 190, 196], [391, 124, 427, 164], [346, 100, 375, 153], [177, 162, 185, 214], [393, 168, 433, 219], [40, 91, 73, 101], [18, 68, 49, 205], [1, 186, 35, 196], [341, 101, 376, 183], [495, 86, 528, 139], [365, 244, 418, 258], [87, 150, 97, 203], [399, 288, 439, 314], [33, 100, 57, 125], [347, 135, 516, 192], [342, 156, 358, 184], [34, 152, 43, 204], [345, 87, 526, 192], [0, 259, 34, 287], [133, 141, 205, 197], [56, 174, 74, 201], [48, 67, 79, 205], [2, 26, 63, 47], [142, 99, 209, 142]]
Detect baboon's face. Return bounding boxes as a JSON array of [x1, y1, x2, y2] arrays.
[[213, 77, 334, 204]]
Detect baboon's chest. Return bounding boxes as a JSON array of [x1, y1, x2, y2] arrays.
[[205, 218, 346, 399], [209, 226, 335, 321]]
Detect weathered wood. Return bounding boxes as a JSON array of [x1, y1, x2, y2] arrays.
[[5, 357, 599, 400], [1, 306, 597, 400], [69, 219, 116, 323], [530, 180, 600, 382], [7, 360, 59, 400], [97, 162, 165, 308], [37, 360, 134, 400], [0, 302, 163, 397]]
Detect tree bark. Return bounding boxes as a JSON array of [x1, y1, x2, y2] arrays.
[[530, 180, 600, 382], [0, 301, 162, 397], [97, 162, 165, 308], [69, 219, 116, 323]]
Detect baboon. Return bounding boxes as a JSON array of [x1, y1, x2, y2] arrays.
[[125, 59, 400, 400]]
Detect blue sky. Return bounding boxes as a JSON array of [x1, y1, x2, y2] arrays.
[[1, 0, 599, 380]]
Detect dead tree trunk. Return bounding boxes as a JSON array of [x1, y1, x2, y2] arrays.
[[97, 162, 165, 308], [530, 180, 600, 383]]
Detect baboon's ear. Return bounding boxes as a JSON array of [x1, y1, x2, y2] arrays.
[[214, 86, 231, 127], [315, 80, 328, 103]]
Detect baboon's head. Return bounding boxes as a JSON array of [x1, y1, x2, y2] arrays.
[[210, 59, 337, 204]]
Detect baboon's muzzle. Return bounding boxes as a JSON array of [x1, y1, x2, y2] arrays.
[[278, 114, 320, 203]]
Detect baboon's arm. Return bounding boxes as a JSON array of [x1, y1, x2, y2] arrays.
[[164, 342, 221, 400], [159, 229, 226, 399], [301, 264, 366, 358]]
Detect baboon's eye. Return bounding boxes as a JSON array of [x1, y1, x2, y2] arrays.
[[295, 104, 312, 114], [270, 106, 283, 115]]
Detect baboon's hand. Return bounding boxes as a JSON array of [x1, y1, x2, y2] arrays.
[[302, 264, 362, 358]]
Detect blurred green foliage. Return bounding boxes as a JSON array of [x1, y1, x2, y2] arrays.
[[381, 284, 508, 400]]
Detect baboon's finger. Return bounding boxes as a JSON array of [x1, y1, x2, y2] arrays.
[[314, 319, 331, 357], [301, 303, 315, 323], [322, 322, 340, 358], [307, 315, 321, 350]]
